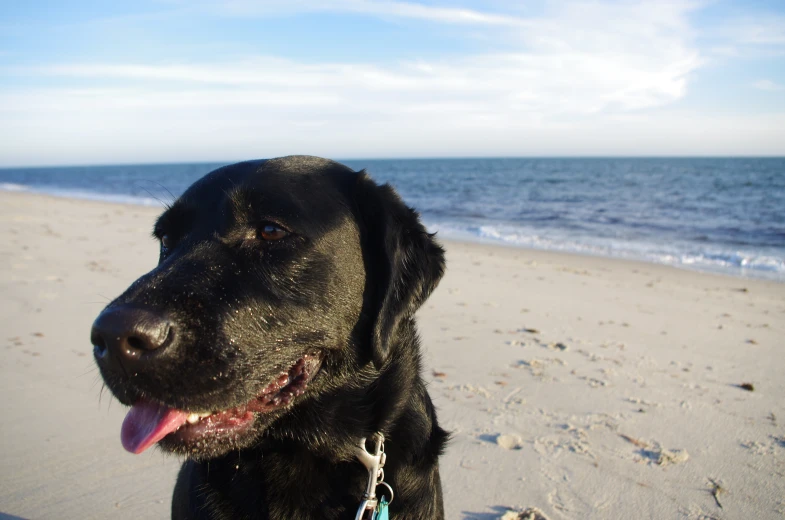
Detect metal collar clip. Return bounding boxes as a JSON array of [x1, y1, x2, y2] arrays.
[[354, 433, 394, 520]]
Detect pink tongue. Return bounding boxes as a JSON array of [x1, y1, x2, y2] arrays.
[[121, 400, 189, 454]]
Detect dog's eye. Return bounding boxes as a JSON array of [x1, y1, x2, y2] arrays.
[[258, 224, 289, 241], [161, 234, 172, 252]]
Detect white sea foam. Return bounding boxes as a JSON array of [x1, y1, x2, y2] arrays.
[[428, 221, 785, 281], [0, 183, 30, 192]]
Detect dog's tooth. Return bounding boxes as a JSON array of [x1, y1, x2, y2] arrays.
[[198, 412, 212, 418], [186, 413, 200, 424]]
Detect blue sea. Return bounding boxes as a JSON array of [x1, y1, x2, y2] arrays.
[[1, 158, 783, 281]]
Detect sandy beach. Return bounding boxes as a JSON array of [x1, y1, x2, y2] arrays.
[[1, 191, 783, 520]]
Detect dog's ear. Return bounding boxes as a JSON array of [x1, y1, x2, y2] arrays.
[[354, 172, 446, 369]]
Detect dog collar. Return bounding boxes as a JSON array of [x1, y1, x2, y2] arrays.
[[354, 433, 394, 520]]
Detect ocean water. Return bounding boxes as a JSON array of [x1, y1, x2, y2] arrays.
[[1, 158, 783, 281]]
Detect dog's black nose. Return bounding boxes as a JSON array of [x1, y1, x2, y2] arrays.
[[91, 307, 174, 373]]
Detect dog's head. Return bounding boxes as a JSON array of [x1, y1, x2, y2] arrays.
[[91, 156, 444, 459]]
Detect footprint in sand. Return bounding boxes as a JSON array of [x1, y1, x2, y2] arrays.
[[621, 435, 689, 466], [480, 433, 524, 450]]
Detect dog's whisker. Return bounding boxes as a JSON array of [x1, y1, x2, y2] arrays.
[[134, 180, 177, 208], [80, 364, 99, 378]]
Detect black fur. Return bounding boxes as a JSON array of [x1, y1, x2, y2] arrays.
[[91, 156, 448, 519]]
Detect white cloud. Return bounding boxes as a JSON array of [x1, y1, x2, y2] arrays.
[[704, 14, 785, 58], [5, 1, 703, 117], [204, 0, 535, 26], [752, 79, 783, 91], [4, 0, 783, 165], [729, 16, 785, 46]]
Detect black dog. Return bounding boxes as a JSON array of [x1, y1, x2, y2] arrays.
[[91, 156, 448, 519]]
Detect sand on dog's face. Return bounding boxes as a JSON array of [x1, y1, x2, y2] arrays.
[[91, 160, 369, 460]]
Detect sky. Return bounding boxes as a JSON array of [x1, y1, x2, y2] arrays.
[[1, 0, 784, 166]]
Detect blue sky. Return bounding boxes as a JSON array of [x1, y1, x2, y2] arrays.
[[1, 0, 784, 166]]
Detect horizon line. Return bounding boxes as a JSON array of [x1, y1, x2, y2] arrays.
[[2, 154, 785, 170]]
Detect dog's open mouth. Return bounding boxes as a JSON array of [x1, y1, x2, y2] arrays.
[[121, 354, 322, 454]]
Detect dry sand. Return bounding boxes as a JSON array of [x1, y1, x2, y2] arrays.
[[1, 191, 784, 519]]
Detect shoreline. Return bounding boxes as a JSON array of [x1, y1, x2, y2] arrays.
[[441, 233, 785, 285], [3, 189, 782, 284], [2, 191, 784, 519]]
